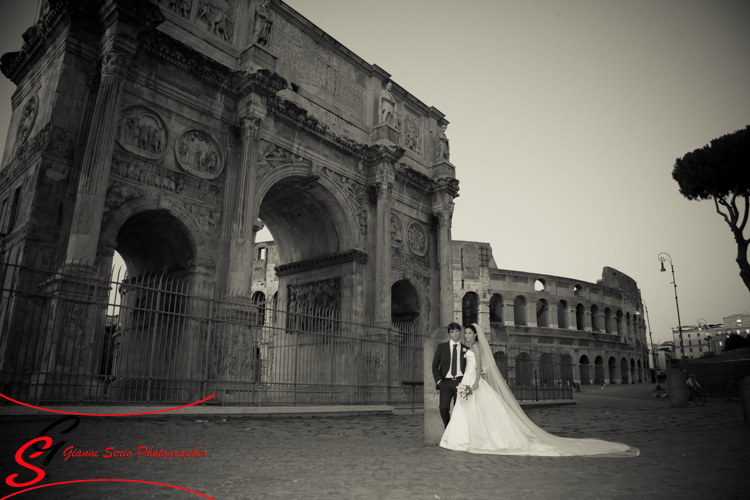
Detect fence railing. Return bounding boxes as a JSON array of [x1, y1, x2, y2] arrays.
[[485, 343, 575, 401], [0, 255, 572, 407]]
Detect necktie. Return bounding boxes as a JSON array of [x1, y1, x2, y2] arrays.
[[451, 343, 457, 377]]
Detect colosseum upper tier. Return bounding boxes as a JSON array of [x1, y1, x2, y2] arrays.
[[454, 241, 650, 385]]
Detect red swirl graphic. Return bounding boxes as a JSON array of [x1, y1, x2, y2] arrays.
[[0, 393, 215, 417], [0, 479, 215, 499]]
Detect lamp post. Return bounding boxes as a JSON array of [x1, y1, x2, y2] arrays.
[[639, 299, 661, 390], [697, 318, 709, 355], [658, 252, 687, 373]]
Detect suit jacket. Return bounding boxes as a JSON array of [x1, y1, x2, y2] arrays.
[[432, 341, 468, 389]]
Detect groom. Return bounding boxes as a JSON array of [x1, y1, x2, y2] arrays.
[[432, 322, 467, 428]]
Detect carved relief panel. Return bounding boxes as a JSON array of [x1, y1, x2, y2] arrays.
[[175, 129, 224, 180], [390, 213, 403, 247], [402, 113, 422, 156], [102, 182, 146, 228], [160, 0, 192, 20], [157, 0, 236, 44], [1, 123, 49, 189], [287, 278, 341, 311], [392, 247, 430, 275], [406, 221, 427, 257], [256, 140, 310, 179], [196, 0, 236, 43], [116, 106, 168, 159], [15, 95, 38, 151], [111, 150, 222, 205]]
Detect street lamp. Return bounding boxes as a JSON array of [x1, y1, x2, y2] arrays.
[[658, 252, 687, 373], [697, 318, 709, 354], [639, 299, 661, 390]]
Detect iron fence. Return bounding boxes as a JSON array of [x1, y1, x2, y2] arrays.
[[0, 254, 428, 408], [0, 254, 572, 408], [486, 342, 575, 401]]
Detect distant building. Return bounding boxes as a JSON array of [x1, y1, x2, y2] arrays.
[[672, 325, 710, 359], [654, 341, 673, 372], [704, 314, 750, 354], [250, 240, 280, 311], [670, 314, 750, 358]]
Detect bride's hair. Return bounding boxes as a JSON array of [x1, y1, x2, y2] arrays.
[[465, 324, 477, 334]]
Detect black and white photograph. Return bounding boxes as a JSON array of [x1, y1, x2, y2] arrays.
[[0, 1, 748, 498]]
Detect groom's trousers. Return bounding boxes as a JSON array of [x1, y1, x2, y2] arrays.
[[438, 376, 462, 427]]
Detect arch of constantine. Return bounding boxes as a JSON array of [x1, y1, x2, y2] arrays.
[[0, 0, 457, 405], [0, 1, 647, 407]]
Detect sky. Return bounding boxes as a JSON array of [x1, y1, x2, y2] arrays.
[[1, 0, 748, 344]]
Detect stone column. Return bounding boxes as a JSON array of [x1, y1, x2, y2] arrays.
[[502, 302, 515, 326], [225, 117, 263, 297], [592, 310, 604, 332], [566, 306, 576, 330], [63, 48, 132, 266], [525, 304, 536, 327], [583, 309, 592, 332], [549, 303, 559, 328], [374, 163, 394, 323], [435, 202, 455, 327]]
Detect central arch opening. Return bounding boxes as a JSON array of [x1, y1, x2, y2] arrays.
[[256, 173, 360, 401], [259, 176, 344, 266]]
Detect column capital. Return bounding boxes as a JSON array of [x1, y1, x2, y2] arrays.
[[432, 199, 454, 228], [372, 162, 395, 200], [431, 177, 460, 198], [234, 116, 264, 140], [100, 49, 132, 79]]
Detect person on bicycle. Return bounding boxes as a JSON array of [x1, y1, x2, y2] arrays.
[[686, 374, 701, 398]]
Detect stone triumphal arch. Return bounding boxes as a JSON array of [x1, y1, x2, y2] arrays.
[[0, 0, 458, 403]]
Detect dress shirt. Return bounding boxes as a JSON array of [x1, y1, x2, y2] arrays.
[[447, 340, 464, 379]]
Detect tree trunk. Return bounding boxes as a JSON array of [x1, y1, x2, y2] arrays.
[[734, 234, 750, 294]]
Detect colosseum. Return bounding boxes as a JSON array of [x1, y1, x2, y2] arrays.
[[453, 240, 649, 386]]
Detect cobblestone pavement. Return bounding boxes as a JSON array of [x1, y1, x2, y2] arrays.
[[1, 387, 747, 500]]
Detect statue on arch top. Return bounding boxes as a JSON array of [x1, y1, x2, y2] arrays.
[[437, 124, 450, 162], [380, 82, 397, 127], [253, 0, 273, 47]]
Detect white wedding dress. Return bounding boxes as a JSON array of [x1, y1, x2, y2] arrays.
[[440, 326, 639, 457]]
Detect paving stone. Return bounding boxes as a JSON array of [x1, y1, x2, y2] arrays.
[[0, 386, 747, 499]]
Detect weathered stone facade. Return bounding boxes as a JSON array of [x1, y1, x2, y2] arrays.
[[453, 241, 650, 385], [0, 1, 458, 400], [0, 0, 457, 321]]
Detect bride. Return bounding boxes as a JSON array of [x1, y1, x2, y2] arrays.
[[440, 324, 639, 457]]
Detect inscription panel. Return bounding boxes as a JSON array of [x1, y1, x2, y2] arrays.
[[269, 14, 366, 121]]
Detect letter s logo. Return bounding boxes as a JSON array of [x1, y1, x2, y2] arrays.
[[6, 436, 53, 487]]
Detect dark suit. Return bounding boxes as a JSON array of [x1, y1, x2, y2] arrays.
[[432, 341, 468, 427]]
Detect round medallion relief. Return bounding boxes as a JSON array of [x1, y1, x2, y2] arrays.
[[116, 106, 168, 159], [15, 95, 38, 149], [407, 221, 427, 256], [175, 129, 224, 180]]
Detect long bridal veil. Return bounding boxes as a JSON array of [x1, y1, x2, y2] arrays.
[[473, 323, 639, 457]]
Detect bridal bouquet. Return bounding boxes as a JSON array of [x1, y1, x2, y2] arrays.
[[458, 384, 473, 402]]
